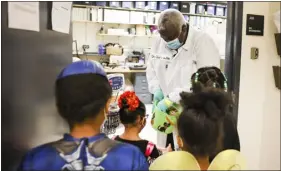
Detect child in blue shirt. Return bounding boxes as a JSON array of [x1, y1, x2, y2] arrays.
[[18, 60, 149, 170]]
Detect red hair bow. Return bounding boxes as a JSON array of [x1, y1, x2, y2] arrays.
[[118, 91, 140, 111]]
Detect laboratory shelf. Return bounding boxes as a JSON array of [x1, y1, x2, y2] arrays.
[[105, 68, 146, 73], [72, 20, 157, 26], [97, 33, 158, 38], [72, 4, 227, 19]]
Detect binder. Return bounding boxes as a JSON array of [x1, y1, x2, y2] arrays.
[[272, 66, 281, 90]]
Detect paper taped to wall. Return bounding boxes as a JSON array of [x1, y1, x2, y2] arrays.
[[8, 2, 39, 32], [52, 2, 72, 34]]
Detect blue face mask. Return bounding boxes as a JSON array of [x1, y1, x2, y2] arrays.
[[166, 38, 182, 50]]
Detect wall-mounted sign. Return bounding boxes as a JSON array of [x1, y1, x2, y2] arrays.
[[246, 14, 264, 36]]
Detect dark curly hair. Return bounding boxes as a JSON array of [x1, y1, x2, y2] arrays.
[[55, 73, 112, 127], [191, 66, 228, 93], [178, 87, 233, 157]]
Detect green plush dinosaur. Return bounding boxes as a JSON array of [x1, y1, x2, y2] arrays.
[[151, 98, 182, 134]]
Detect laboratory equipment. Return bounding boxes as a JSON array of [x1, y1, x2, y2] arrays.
[[129, 65, 147, 70], [107, 73, 125, 96], [102, 74, 125, 135], [101, 103, 120, 135]]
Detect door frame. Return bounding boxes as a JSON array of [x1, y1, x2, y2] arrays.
[[224, 2, 244, 124]]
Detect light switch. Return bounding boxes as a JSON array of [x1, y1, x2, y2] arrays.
[[251, 47, 259, 59]]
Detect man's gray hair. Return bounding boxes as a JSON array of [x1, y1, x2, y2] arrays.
[[158, 9, 186, 32]]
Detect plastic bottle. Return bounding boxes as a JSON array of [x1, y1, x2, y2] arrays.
[[98, 44, 105, 55]]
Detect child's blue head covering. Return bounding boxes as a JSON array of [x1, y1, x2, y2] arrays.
[[57, 60, 106, 79]]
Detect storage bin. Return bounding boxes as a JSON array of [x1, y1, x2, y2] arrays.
[[96, 1, 107, 7], [169, 2, 179, 10], [73, 1, 94, 5], [180, 2, 190, 13], [195, 3, 206, 14], [122, 1, 134, 8], [147, 1, 157, 10], [158, 2, 169, 11], [109, 1, 121, 7], [135, 1, 146, 9], [216, 4, 226, 16], [206, 3, 216, 15], [106, 45, 123, 56]]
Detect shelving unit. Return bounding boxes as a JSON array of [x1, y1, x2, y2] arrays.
[[73, 4, 227, 19], [105, 68, 146, 73], [73, 20, 157, 26], [97, 33, 157, 38], [72, 2, 227, 61]]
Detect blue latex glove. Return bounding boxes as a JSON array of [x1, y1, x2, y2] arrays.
[[153, 89, 164, 102]]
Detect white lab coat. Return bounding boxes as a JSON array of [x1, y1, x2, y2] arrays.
[[146, 26, 220, 148]]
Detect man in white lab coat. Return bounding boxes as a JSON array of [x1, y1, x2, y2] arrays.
[[146, 9, 220, 150]]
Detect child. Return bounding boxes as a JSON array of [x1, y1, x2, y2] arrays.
[[18, 61, 148, 170], [177, 88, 233, 170], [190, 66, 240, 161], [114, 91, 172, 165]]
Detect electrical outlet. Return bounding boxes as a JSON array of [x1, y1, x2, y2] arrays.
[[82, 45, 90, 49], [251, 47, 259, 59]]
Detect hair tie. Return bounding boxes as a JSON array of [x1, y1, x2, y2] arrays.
[[118, 91, 140, 111]]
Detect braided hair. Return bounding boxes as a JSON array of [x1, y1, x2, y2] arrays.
[[191, 66, 228, 93]]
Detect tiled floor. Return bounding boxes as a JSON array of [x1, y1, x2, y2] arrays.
[[108, 104, 158, 145]]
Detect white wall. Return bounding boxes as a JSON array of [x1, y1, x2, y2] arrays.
[[238, 2, 280, 170]]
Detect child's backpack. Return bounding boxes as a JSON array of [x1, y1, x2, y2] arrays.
[[112, 136, 155, 163]]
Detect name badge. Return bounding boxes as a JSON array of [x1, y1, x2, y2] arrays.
[[150, 53, 172, 62]]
